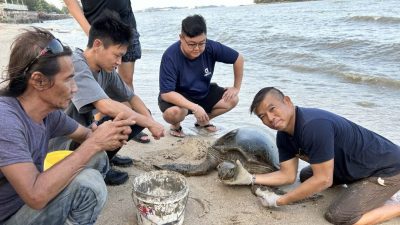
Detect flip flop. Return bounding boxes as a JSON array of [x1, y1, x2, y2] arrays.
[[194, 123, 217, 133], [170, 126, 185, 138], [132, 131, 150, 143]]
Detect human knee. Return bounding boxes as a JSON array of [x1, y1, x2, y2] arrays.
[[86, 151, 109, 177], [163, 107, 186, 121], [227, 95, 239, 109], [324, 205, 360, 225], [71, 168, 108, 207]]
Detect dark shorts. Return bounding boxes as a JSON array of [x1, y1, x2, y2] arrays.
[[300, 166, 400, 225], [158, 83, 226, 114], [122, 28, 141, 62]]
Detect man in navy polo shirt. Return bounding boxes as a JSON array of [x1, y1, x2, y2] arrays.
[[224, 87, 400, 225], [158, 14, 244, 138]]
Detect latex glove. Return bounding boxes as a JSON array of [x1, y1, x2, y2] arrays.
[[222, 160, 252, 185], [255, 188, 281, 208]]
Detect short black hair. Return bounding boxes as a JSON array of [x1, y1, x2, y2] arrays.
[[87, 10, 132, 48], [250, 87, 285, 114], [181, 14, 207, 37]]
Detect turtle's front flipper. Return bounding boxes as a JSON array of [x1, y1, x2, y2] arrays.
[[154, 163, 197, 175], [154, 155, 219, 176]]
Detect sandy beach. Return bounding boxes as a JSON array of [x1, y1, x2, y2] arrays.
[[1, 23, 399, 225]]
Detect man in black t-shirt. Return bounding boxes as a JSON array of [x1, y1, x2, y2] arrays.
[[224, 87, 400, 225]]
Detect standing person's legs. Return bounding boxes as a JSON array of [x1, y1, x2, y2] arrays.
[[118, 28, 141, 89], [324, 173, 400, 225], [118, 28, 149, 144], [118, 62, 135, 89], [3, 152, 109, 225]]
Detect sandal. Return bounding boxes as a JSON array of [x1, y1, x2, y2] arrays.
[[132, 131, 150, 143], [194, 123, 217, 133], [170, 126, 185, 138]]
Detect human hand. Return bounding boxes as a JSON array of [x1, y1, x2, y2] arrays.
[[222, 160, 253, 185], [112, 113, 135, 135], [222, 87, 239, 102], [193, 104, 209, 124], [89, 113, 135, 151], [148, 121, 165, 140], [89, 121, 98, 132], [255, 187, 281, 208]]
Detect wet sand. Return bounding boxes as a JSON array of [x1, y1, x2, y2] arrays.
[[1, 23, 399, 225]]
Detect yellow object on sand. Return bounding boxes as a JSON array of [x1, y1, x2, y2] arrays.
[[43, 150, 73, 171]]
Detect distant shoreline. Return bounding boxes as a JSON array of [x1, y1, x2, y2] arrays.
[[0, 11, 70, 24]]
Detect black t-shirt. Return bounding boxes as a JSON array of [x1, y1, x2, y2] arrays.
[[277, 106, 400, 184], [81, 0, 136, 28]]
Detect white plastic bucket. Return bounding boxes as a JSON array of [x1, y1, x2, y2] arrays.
[[132, 170, 189, 225]]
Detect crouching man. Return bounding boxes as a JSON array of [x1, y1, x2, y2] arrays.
[[0, 27, 134, 225], [223, 87, 400, 225]]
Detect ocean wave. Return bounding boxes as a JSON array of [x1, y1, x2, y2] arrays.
[[281, 63, 400, 89], [354, 101, 377, 108], [337, 71, 400, 89], [347, 15, 400, 24], [322, 39, 371, 50]]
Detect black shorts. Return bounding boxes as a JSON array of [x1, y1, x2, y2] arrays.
[[158, 83, 226, 114], [122, 28, 141, 62]]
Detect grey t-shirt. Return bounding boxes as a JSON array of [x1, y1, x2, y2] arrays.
[[49, 48, 135, 150], [71, 48, 135, 119], [0, 97, 78, 222]]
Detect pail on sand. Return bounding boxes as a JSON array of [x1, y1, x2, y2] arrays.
[[132, 170, 189, 225], [43, 150, 73, 171]]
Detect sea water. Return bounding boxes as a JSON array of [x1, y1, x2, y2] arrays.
[[36, 0, 400, 144]]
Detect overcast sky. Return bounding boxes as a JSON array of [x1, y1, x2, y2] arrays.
[[46, 0, 253, 11]]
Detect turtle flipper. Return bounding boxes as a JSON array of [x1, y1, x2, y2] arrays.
[[154, 155, 219, 176], [154, 163, 198, 175]]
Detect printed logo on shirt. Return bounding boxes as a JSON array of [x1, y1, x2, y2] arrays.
[[204, 68, 212, 77]]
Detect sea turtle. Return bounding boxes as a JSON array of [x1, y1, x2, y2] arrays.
[[156, 126, 280, 177]]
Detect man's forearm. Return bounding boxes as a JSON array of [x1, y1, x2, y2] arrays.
[[233, 54, 244, 89], [94, 98, 155, 128], [64, 0, 90, 35], [129, 95, 152, 117], [277, 175, 329, 206]]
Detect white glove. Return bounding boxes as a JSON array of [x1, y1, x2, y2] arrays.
[[255, 188, 281, 208], [222, 160, 253, 185]]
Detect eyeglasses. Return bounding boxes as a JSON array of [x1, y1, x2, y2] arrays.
[[23, 38, 66, 74], [182, 37, 206, 50]]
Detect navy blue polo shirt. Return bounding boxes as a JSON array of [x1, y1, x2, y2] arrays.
[[159, 39, 239, 100], [277, 107, 400, 184]]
